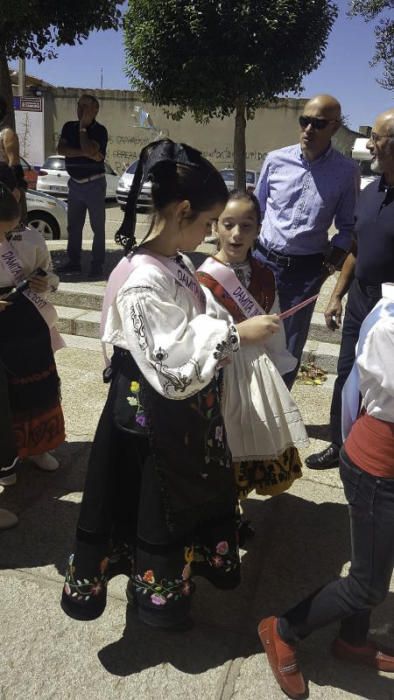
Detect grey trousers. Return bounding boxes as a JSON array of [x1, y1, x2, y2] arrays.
[[67, 176, 106, 268]]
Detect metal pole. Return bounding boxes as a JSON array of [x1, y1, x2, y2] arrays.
[[18, 57, 25, 97]]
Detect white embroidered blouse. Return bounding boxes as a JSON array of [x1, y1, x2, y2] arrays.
[[103, 253, 240, 399], [0, 226, 59, 296]]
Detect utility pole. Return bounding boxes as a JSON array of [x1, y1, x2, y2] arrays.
[[18, 57, 25, 97], [100, 68, 103, 90]]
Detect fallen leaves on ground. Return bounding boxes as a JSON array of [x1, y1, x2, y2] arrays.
[[296, 362, 327, 385]]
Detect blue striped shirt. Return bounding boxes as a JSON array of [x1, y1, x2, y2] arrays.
[[255, 144, 359, 255]]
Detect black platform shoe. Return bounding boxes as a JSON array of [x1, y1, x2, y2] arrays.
[[305, 443, 340, 470]]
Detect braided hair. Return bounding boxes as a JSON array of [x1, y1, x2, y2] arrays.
[[115, 139, 228, 254]]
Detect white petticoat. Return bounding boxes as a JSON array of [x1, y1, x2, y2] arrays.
[[222, 344, 309, 462]]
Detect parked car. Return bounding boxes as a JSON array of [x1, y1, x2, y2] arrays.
[[26, 189, 67, 240], [116, 160, 152, 213], [36, 155, 119, 199], [20, 156, 38, 190], [219, 169, 257, 193]]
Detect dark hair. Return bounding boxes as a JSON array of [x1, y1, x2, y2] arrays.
[[0, 182, 20, 222], [0, 163, 17, 191], [0, 96, 7, 122], [226, 189, 261, 227], [115, 139, 228, 253], [79, 94, 99, 109]]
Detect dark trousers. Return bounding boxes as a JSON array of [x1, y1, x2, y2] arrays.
[[279, 448, 394, 645], [253, 246, 324, 388], [67, 176, 106, 268], [329, 280, 381, 446], [0, 358, 16, 469]]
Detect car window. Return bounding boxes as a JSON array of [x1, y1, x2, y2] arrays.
[[220, 170, 234, 181], [126, 161, 139, 174], [42, 157, 65, 171], [246, 171, 256, 184]]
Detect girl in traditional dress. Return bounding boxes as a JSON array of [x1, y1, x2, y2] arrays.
[[197, 191, 308, 502], [0, 166, 65, 487], [61, 140, 280, 629]]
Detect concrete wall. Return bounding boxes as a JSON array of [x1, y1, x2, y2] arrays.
[[19, 84, 361, 173]]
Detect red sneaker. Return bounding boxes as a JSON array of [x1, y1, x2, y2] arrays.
[[258, 616, 306, 699], [332, 638, 394, 672]]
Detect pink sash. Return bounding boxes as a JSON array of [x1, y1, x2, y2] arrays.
[[101, 249, 206, 366], [0, 240, 65, 352], [197, 256, 297, 377]]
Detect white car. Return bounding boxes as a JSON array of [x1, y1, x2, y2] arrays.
[[36, 155, 119, 199], [26, 190, 68, 240], [220, 169, 257, 193], [116, 160, 152, 213]]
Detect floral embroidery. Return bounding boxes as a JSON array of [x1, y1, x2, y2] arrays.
[[192, 541, 239, 574], [216, 541, 229, 555], [133, 568, 195, 605], [213, 325, 239, 362], [129, 300, 147, 350], [127, 380, 147, 427], [63, 553, 108, 602]]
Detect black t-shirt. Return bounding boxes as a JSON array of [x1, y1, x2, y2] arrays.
[[355, 177, 394, 286], [60, 120, 108, 179]]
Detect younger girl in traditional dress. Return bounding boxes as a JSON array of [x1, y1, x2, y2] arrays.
[[61, 140, 281, 629], [0, 166, 65, 487], [197, 191, 308, 501]]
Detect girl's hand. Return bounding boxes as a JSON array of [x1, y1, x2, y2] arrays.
[[28, 274, 49, 294], [237, 314, 280, 344], [0, 300, 12, 312]]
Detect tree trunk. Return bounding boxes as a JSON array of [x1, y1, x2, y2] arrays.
[[233, 97, 246, 191], [0, 51, 16, 130]]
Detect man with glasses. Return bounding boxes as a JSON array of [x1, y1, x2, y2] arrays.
[[307, 108, 394, 470], [254, 94, 359, 388]]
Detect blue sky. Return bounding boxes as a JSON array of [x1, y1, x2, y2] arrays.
[[11, 0, 392, 131]]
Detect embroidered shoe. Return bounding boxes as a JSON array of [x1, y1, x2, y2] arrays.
[[0, 508, 18, 530], [61, 552, 109, 621], [30, 452, 59, 471], [0, 457, 19, 486], [332, 638, 394, 672], [258, 616, 306, 700]]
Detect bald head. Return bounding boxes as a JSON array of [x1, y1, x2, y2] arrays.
[[305, 95, 342, 121], [367, 108, 394, 183], [375, 108, 394, 136]]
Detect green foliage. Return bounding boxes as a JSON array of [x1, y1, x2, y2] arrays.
[[349, 0, 393, 89], [124, 0, 338, 121], [0, 1, 124, 61]]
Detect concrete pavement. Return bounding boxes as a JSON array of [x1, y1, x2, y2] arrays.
[[1, 211, 393, 699]]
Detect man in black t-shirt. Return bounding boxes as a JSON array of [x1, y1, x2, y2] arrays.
[[307, 107, 394, 470], [57, 94, 108, 278]]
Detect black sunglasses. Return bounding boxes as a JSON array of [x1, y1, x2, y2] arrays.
[[299, 115, 335, 130]]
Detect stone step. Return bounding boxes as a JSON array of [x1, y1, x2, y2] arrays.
[[310, 311, 342, 345], [56, 307, 340, 374]]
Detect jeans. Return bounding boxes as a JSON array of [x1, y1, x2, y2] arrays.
[[278, 448, 394, 645], [329, 280, 381, 446], [67, 176, 106, 268], [253, 246, 325, 389]]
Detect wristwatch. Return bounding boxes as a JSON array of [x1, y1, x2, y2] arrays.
[[323, 262, 336, 275], [79, 127, 87, 132]]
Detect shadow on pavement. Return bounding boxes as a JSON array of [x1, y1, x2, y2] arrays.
[[304, 423, 332, 442]]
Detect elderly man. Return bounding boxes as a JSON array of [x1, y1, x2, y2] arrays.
[[57, 94, 108, 279], [307, 108, 394, 469], [254, 95, 359, 388]]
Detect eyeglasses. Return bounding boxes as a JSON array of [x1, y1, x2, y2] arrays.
[[299, 115, 338, 130], [370, 131, 394, 143]]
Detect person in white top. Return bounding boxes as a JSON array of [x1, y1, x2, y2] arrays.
[[61, 139, 279, 629], [0, 164, 65, 488], [258, 282, 394, 699]]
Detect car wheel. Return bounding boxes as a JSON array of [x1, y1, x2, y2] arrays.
[[27, 211, 61, 240]]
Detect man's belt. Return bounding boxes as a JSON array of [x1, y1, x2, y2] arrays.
[[70, 173, 106, 184], [256, 240, 324, 268]]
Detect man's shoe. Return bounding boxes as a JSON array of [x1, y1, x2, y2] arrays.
[[332, 638, 394, 672], [30, 452, 59, 471], [0, 457, 19, 486], [305, 443, 340, 470], [56, 261, 81, 274], [258, 616, 306, 699], [0, 508, 18, 530]]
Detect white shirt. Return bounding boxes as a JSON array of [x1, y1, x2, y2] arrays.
[[357, 308, 394, 423], [0, 226, 59, 296], [103, 254, 239, 399]]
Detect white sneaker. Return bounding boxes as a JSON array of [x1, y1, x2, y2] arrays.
[[0, 508, 18, 530], [30, 452, 59, 471]]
